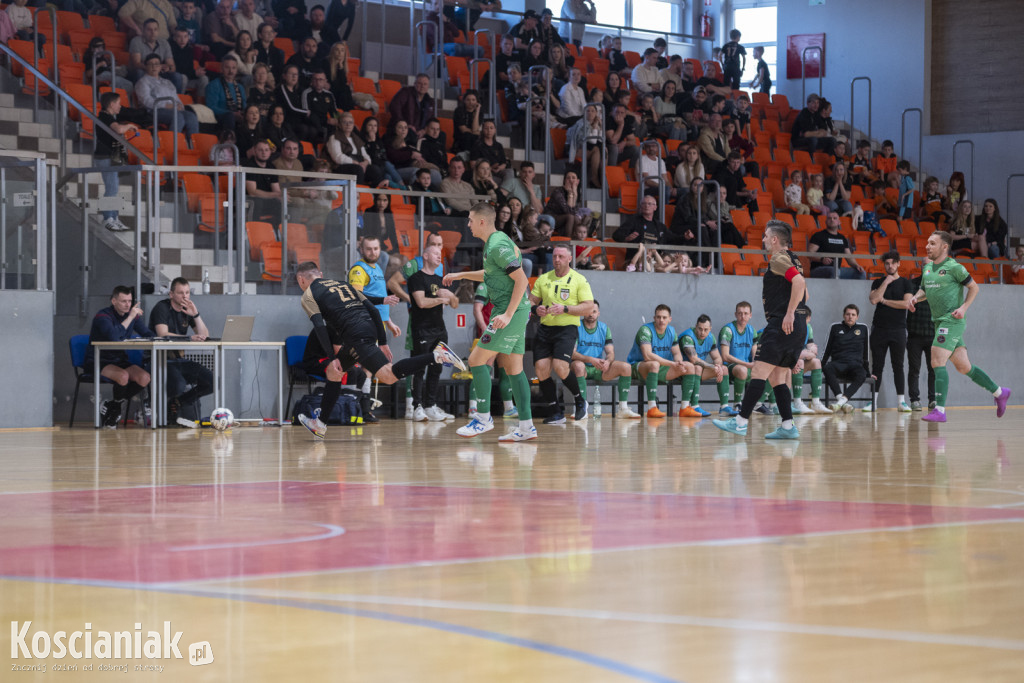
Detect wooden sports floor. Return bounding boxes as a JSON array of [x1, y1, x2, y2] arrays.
[[2, 408, 1022, 682]]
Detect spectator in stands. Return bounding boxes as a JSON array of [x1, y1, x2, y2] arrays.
[[791, 93, 834, 154], [651, 37, 669, 69], [630, 48, 661, 95], [711, 184, 746, 248], [850, 140, 877, 186], [544, 170, 592, 237], [465, 160, 500, 204], [259, 103, 293, 152], [654, 82, 686, 141], [225, 31, 258, 85], [946, 171, 967, 213], [469, 119, 509, 183], [548, 43, 572, 90], [272, 138, 309, 206], [94, 91, 138, 233], [896, 159, 914, 219], [677, 86, 709, 140], [170, 28, 209, 100], [206, 56, 246, 131], [387, 119, 429, 185], [946, 199, 977, 254], [450, 0, 501, 34], [871, 179, 898, 220], [244, 140, 282, 220], [324, 0, 358, 44], [210, 129, 237, 165], [821, 304, 871, 413], [496, 201, 519, 238], [538, 8, 565, 49], [361, 194, 399, 255], [452, 89, 483, 155], [203, 0, 239, 59], [636, 139, 673, 200], [558, 68, 587, 125], [698, 113, 730, 176], [606, 103, 640, 167], [786, 169, 810, 215], [750, 46, 770, 93], [566, 104, 604, 187], [614, 195, 665, 256], [521, 38, 547, 72], [823, 162, 854, 216], [236, 105, 264, 159], [84, 37, 135, 99], [136, 54, 199, 141], [510, 9, 541, 50], [808, 210, 866, 279], [254, 22, 286, 78], [559, 0, 595, 48], [361, 116, 405, 188], [325, 111, 373, 184], [441, 157, 476, 217], [288, 37, 326, 90], [412, 170, 448, 215], [276, 0, 311, 41], [247, 62, 276, 116], [721, 29, 746, 90], [175, 1, 203, 44], [233, 0, 263, 39], [88, 285, 153, 428], [488, 35, 520, 91], [389, 74, 436, 138], [276, 64, 318, 143], [668, 178, 712, 259], [817, 97, 839, 140], [301, 70, 337, 142], [658, 55, 683, 92], [120, 0, 176, 40], [129, 19, 182, 89], [6, 0, 42, 48], [417, 118, 449, 181], [873, 140, 898, 180], [916, 176, 946, 222], [674, 144, 704, 191], [600, 73, 628, 110], [678, 59, 697, 93], [501, 161, 545, 215], [977, 198, 1007, 258], [606, 36, 629, 78]]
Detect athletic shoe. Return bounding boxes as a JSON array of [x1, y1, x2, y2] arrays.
[[413, 406, 428, 422], [362, 410, 380, 424], [712, 417, 747, 436], [995, 387, 1012, 418], [142, 404, 152, 427], [404, 399, 416, 419], [100, 399, 121, 428], [298, 412, 326, 438], [424, 406, 449, 422], [498, 424, 538, 442], [543, 412, 566, 425], [691, 405, 711, 417], [809, 398, 830, 414], [646, 406, 666, 418], [616, 406, 642, 419], [103, 218, 131, 232], [765, 425, 800, 440], [792, 399, 812, 414], [898, 402, 913, 413], [176, 417, 198, 429], [830, 402, 854, 414], [910, 400, 923, 411], [754, 403, 773, 415], [456, 415, 494, 437], [678, 406, 704, 418], [440, 409, 455, 420], [502, 406, 519, 419], [771, 404, 780, 415], [859, 402, 874, 412], [468, 407, 478, 420], [922, 408, 946, 423], [929, 401, 937, 410], [433, 341, 467, 371], [718, 405, 739, 416], [573, 397, 589, 421]]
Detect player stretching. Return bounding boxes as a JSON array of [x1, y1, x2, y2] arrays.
[[444, 203, 537, 441], [294, 262, 465, 438], [714, 220, 808, 440], [911, 231, 1011, 422]]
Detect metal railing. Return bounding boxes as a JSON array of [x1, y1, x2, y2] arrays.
[[801, 46, 823, 105], [525, 65, 552, 198], [693, 180, 722, 272], [473, 28, 497, 117], [900, 107, 922, 171], [31, 7, 59, 116], [577, 103, 607, 236], [849, 76, 872, 148], [952, 139, 975, 203], [0, 151, 57, 293], [1006, 173, 1024, 246]]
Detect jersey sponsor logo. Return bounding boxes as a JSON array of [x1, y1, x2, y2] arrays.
[[937, 327, 948, 335], [854, 329, 861, 335], [481, 333, 491, 344], [939, 269, 947, 276]]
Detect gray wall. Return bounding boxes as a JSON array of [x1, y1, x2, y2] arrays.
[[0, 291, 54, 428]]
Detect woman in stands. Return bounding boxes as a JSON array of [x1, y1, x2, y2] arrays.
[[361, 193, 400, 255], [976, 198, 1007, 259], [326, 42, 368, 113], [668, 177, 714, 263], [566, 106, 604, 187], [673, 144, 705, 192], [544, 170, 594, 237], [507, 197, 524, 230], [946, 171, 967, 213], [262, 105, 298, 156], [523, 39, 548, 72], [325, 112, 378, 185], [226, 31, 257, 86], [823, 162, 854, 216], [236, 105, 265, 159], [548, 43, 572, 92], [557, 68, 587, 126], [83, 37, 134, 99], [361, 116, 406, 188], [946, 198, 977, 254], [470, 160, 505, 204], [654, 81, 685, 141], [452, 89, 483, 155], [248, 63, 276, 117], [602, 71, 628, 109], [496, 203, 517, 239], [386, 119, 429, 186]]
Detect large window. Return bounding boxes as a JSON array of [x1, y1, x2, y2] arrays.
[[732, 4, 777, 93], [544, 0, 676, 37]]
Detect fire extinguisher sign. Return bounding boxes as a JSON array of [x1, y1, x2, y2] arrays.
[[456, 314, 466, 328]]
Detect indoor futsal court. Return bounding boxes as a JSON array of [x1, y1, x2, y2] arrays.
[[2, 408, 1022, 681]]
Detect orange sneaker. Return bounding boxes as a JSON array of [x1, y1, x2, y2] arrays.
[[646, 406, 666, 418], [678, 406, 704, 418]]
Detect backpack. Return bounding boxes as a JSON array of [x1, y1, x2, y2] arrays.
[[291, 388, 363, 425]]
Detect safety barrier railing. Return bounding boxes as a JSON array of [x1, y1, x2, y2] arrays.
[[849, 76, 872, 149], [0, 151, 57, 294], [952, 139, 975, 203], [525, 65, 553, 198]]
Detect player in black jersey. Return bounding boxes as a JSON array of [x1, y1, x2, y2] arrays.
[[293, 262, 465, 438], [714, 220, 808, 440]]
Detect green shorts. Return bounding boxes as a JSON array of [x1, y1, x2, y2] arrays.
[[631, 363, 669, 383], [582, 365, 604, 382], [933, 319, 966, 352], [478, 306, 529, 355]]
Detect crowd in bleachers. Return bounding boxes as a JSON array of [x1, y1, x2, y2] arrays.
[[3, 1, 1021, 285]]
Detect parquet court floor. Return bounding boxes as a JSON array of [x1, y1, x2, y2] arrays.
[[2, 407, 1022, 682]]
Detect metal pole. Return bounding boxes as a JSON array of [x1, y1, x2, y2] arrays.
[[418, 195, 425, 252], [473, 28, 495, 115], [702, 179, 722, 274], [849, 76, 872, 146], [237, 169, 247, 294], [80, 171, 88, 314], [800, 45, 823, 106], [50, 164, 57, 293], [1007, 173, 1024, 247], [544, 67, 551, 199], [952, 140, 975, 204], [0, 168, 5, 290], [35, 158, 47, 291], [31, 8, 56, 117], [900, 108, 923, 172], [133, 170, 142, 295], [280, 186, 289, 295], [379, 0, 386, 79]]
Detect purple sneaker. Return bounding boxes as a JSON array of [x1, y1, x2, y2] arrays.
[[921, 408, 946, 423], [995, 388, 1012, 418]]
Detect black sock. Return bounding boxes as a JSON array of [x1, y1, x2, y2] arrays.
[[319, 381, 341, 421], [540, 378, 559, 413], [773, 384, 793, 421], [563, 373, 583, 400], [392, 353, 434, 380], [739, 379, 766, 419]]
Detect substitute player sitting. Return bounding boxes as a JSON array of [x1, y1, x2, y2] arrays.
[[625, 304, 694, 418], [530, 244, 595, 424], [717, 301, 755, 417], [294, 262, 466, 438], [569, 300, 641, 419], [677, 314, 726, 418]]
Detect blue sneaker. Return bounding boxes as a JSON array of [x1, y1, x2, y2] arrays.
[[765, 425, 800, 440], [718, 405, 739, 416], [692, 405, 711, 417], [754, 403, 773, 415], [712, 417, 748, 436], [502, 406, 519, 419], [456, 415, 494, 437]]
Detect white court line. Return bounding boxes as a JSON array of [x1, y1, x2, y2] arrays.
[[211, 586, 1024, 653], [169, 523, 345, 552], [175, 517, 1024, 588]]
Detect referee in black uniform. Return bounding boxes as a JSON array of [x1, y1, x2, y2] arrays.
[[714, 220, 808, 440], [867, 250, 915, 411]]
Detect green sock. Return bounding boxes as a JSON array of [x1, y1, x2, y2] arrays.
[[733, 378, 746, 402], [718, 375, 731, 404], [405, 377, 413, 398], [507, 371, 532, 420], [792, 371, 804, 399], [498, 368, 513, 402], [645, 370, 659, 402], [576, 373, 588, 396], [618, 375, 631, 402], [810, 369, 822, 399], [967, 365, 999, 394], [471, 365, 492, 415], [934, 366, 949, 408], [682, 374, 698, 405]]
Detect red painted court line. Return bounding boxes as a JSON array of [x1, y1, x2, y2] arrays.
[[0, 482, 1020, 584]]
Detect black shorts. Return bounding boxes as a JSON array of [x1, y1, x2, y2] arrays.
[[534, 324, 578, 364], [754, 315, 807, 369], [323, 317, 390, 376], [411, 328, 447, 356]]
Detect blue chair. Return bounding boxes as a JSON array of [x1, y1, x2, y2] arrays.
[[285, 334, 326, 419], [68, 334, 140, 427]]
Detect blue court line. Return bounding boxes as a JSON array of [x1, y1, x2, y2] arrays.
[[0, 575, 686, 683]]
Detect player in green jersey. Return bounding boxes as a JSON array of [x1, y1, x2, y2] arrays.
[[910, 231, 1010, 422]]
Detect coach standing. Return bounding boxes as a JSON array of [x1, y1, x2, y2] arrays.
[[867, 251, 914, 412]]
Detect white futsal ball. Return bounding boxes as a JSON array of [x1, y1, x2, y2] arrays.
[[210, 407, 234, 431]]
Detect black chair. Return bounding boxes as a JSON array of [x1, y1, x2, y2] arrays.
[[68, 335, 139, 427], [822, 365, 877, 411], [285, 334, 325, 419]]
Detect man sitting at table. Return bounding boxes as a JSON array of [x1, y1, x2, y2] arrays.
[[149, 276, 215, 424], [88, 285, 154, 428]]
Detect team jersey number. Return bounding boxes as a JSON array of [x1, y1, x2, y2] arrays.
[[328, 285, 356, 302]]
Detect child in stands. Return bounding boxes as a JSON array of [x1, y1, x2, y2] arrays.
[[873, 139, 898, 180], [896, 160, 915, 219], [785, 170, 810, 215], [916, 176, 947, 222], [806, 173, 826, 214]]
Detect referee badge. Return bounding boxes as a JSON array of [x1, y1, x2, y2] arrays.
[[560, 288, 570, 301]]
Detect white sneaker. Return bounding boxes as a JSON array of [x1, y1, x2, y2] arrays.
[[297, 413, 326, 438], [809, 398, 830, 414], [502, 406, 519, 418], [792, 399, 812, 414], [456, 415, 494, 438], [413, 406, 428, 422], [616, 406, 642, 419], [404, 399, 416, 419], [433, 341, 467, 371], [859, 402, 873, 412], [498, 424, 538, 441], [898, 401, 912, 413], [424, 406, 448, 422]]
